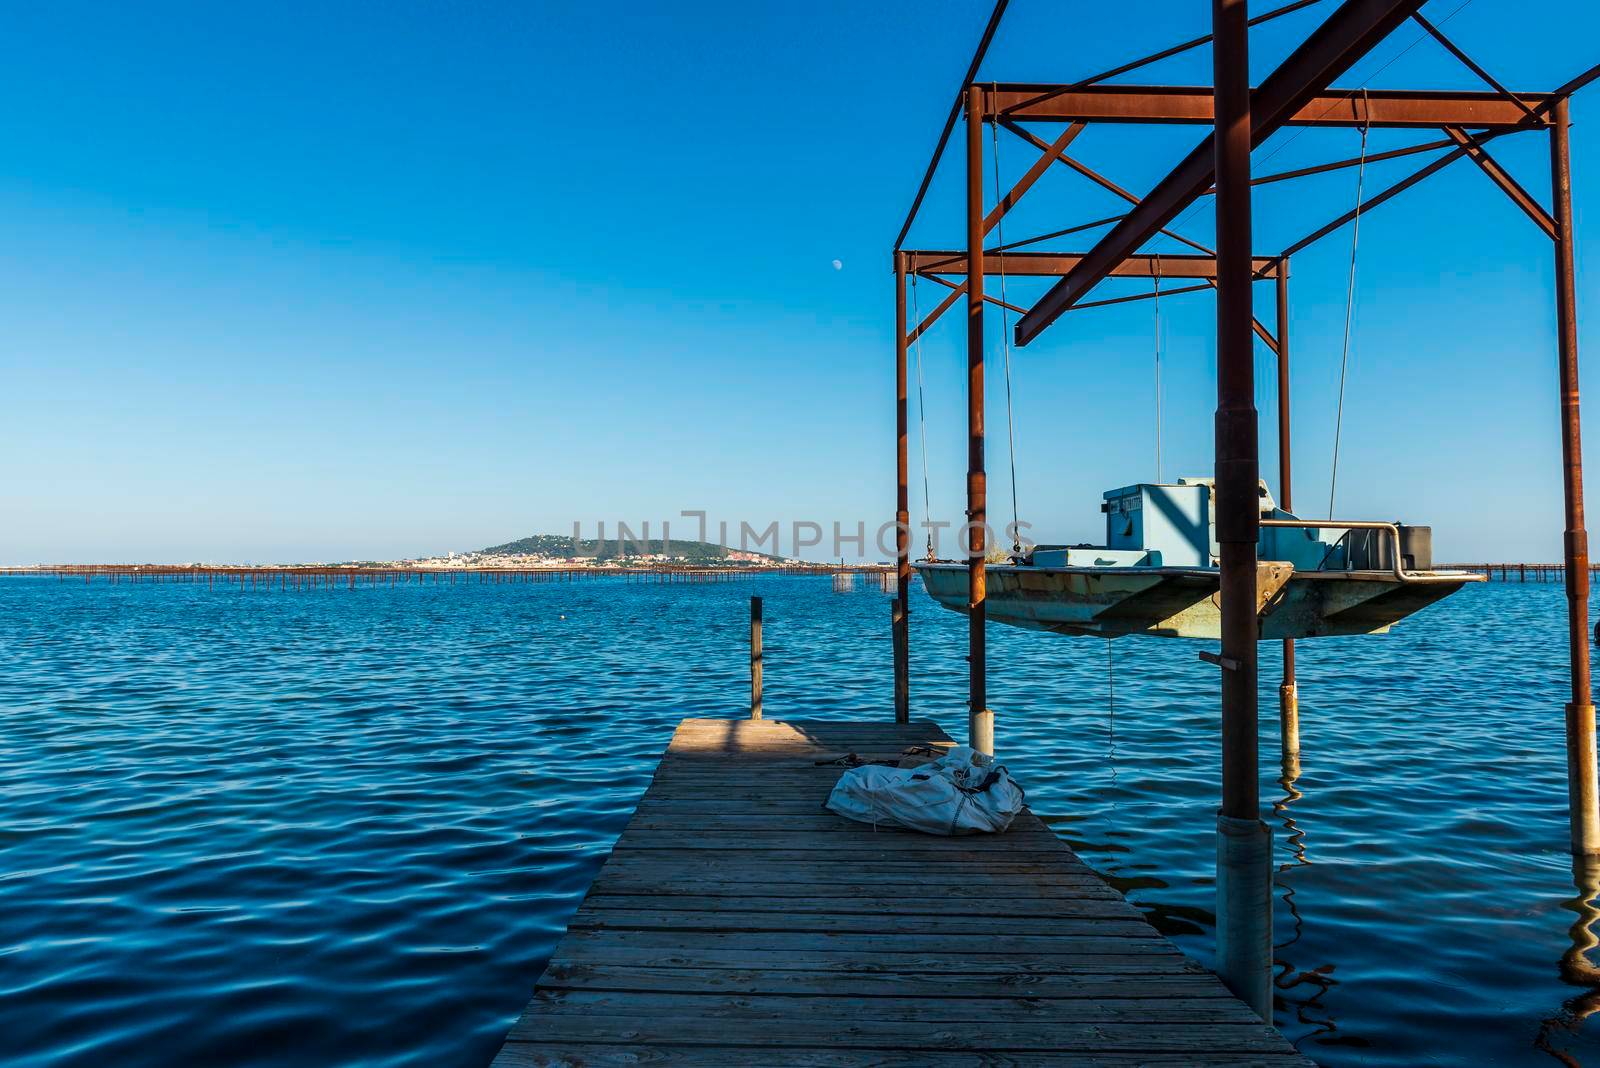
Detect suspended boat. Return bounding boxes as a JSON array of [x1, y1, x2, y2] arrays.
[[915, 478, 1482, 640]]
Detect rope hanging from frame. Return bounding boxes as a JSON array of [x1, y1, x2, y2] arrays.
[[1329, 93, 1371, 519], [1153, 255, 1164, 484], [909, 274, 935, 560], [989, 103, 1022, 553]]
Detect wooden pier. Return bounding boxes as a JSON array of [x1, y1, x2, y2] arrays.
[[1446, 562, 1594, 583], [0, 563, 893, 588], [493, 718, 1309, 1066]]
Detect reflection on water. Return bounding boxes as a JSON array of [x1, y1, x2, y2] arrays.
[[4, 576, 1600, 1066], [1537, 856, 1600, 1065], [1273, 749, 1344, 1049]]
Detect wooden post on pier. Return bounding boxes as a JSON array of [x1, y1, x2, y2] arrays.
[[750, 596, 763, 721]]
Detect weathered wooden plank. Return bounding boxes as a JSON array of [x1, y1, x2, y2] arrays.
[[494, 717, 1306, 1065], [595, 843, 1087, 867], [626, 813, 1045, 831], [535, 962, 1234, 999], [596, 851, 1098, 869], [505, 1014, 1295, 1052], [619, 818, 1064, 838], [624, 803, 1054, 824], [594, 858, 1108, 878], [587, 880, 1124, 903], [546, 948, 1207, 974], [557, 927, 1184, 958], [611, 833, 1071, 853], [493, 1046, 1309, 1068], [590, 861, 1109, 884], [576, 893, 1140, 917], [621, 810, 1061, 836], [592, 859, 1105, 879], [517, 989, 1265, 1024], [568, 907, 1160, 938]]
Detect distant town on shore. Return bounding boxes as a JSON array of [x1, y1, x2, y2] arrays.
[[354, 535, 793, 571]]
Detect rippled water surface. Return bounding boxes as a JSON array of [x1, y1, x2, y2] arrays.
[[3, 572, 1598, 1066]]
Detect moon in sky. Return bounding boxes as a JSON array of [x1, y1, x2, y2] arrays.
[[831, 259, 842, 271]]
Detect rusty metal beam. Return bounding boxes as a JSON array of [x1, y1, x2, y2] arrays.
[[1444, 126, 1556, 238], [1241, 135, 1457, 188], [917, 271, 1027, 316], [907, 282, 965, 345], [983, 122, 1085, 236], [893, 1, 1010, 251], [1201, 277, 1280, 349], [1281, 139, 1475, 259], [1001, 121, 1216, 255], [988, 215, 1125, 255], [1412, 12, 1542, 125], [904, 250, 1281, 278], [1552, 62, 1600, 103], [989, 83, 1553, 129], [1251, 316, 1280, 353], [1016, 0, 1427, 346], [998, 0, 1328, 118], [1068, 281, 1214, 311]]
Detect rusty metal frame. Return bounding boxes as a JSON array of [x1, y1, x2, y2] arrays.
[[988, 84, 1557, 129], [890, 0, 1600, 1017], [900, 252, 1284, 345]]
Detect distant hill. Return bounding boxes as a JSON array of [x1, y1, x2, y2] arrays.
[[477, 534, 782, 564]]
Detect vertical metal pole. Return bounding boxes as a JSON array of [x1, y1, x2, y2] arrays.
[[895, 250, 912, 724], [750, 595, 763, 721], [1553, 97, 1599, 855], [965, 84, 992, 756], [1212, 0, 1271, 1020], [1276, 260, 1299, 779]]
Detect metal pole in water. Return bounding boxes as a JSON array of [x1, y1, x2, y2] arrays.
[[750, 595, 763, 721], [965, 83, 993, 756], [1212, 0, 1271, 1019], [894, 249, 912, 724], [1552, 96, 1600, 855], [1276, 258, 1299, 779]]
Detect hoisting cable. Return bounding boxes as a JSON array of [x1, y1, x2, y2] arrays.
[[1106, 640, 1118, 785], [989, 104, 1022, 553], [1329, 91, 1370, 519], [1153, 255, 1164, 484], [910, 274, 935, 559]]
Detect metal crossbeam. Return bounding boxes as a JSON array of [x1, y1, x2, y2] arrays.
[[1015, 0, 1427, 346], [1444, 127, 1557, 238], [903, 250, 1281, 278], [988, 84, 1553, 129]]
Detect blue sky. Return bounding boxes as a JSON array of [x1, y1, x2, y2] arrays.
[[1, 1, 1597, 563]]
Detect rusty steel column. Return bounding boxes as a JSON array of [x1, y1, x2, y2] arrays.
[[1276, 260, 1299, 780], [965, 83, 993, 756], [1553, 97, 1600, 855], [894, 250, 911, 724], [1211, 0, 1272, 1021]]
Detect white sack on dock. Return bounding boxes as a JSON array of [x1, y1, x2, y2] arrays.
[[825, 745, 1024, 835]]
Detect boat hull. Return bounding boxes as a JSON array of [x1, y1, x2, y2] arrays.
[[913, 562, 1480, 640]]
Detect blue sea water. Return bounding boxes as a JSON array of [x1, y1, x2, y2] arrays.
[[1, 571, 1596, 1066]]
